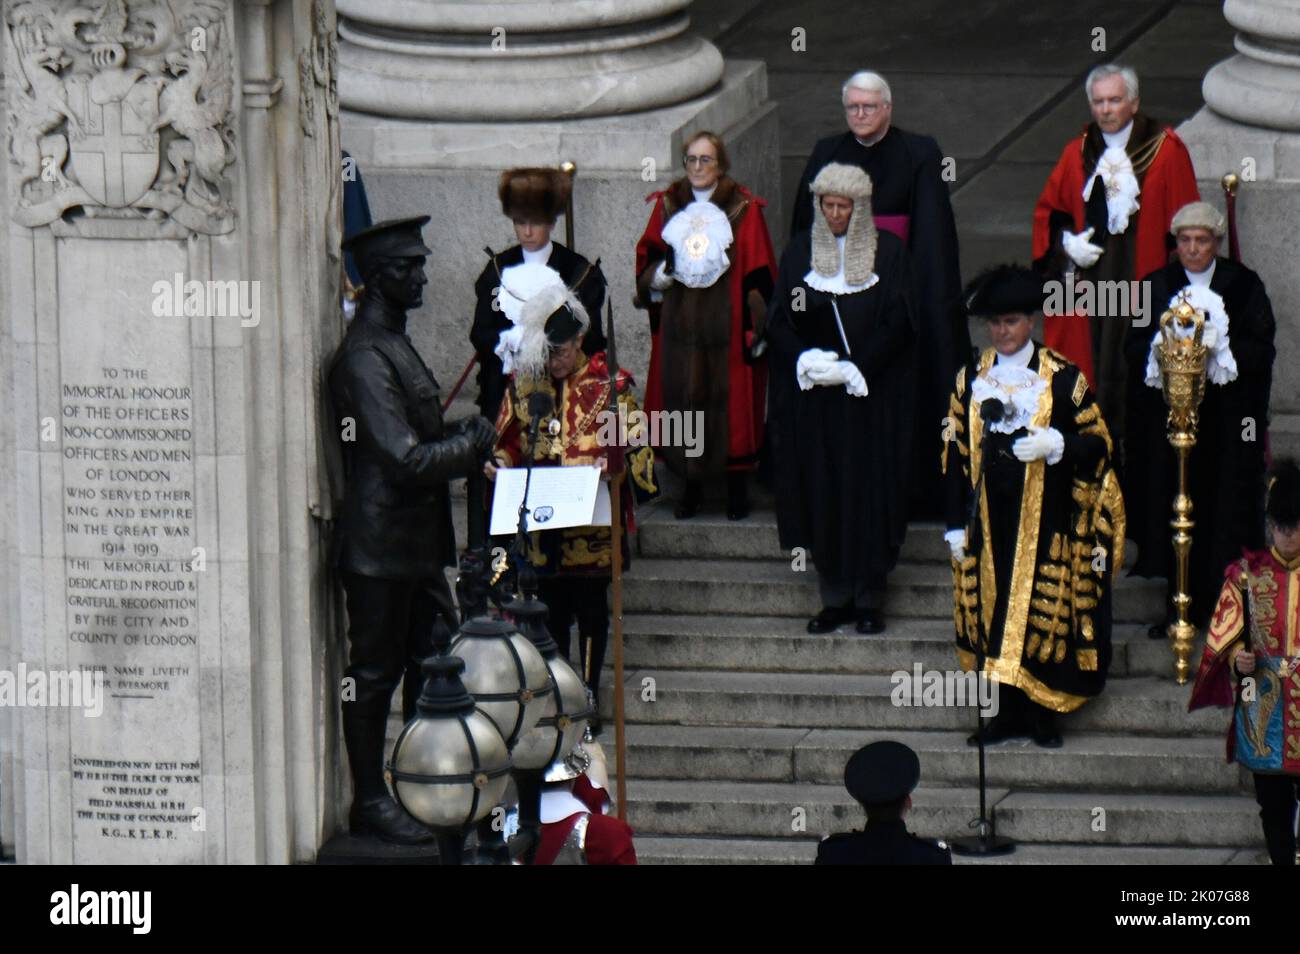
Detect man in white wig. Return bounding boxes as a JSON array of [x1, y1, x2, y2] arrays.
[[769, 163, 917, 635], [790, 70, 967, 521]]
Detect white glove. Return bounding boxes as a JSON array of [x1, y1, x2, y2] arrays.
[[837, 361, 868, 397], [1011, 425, 1065, 464], [944, 528, 967, 561], [650, 260, 674, 291], [805, 359, 867, 397], [1062, 227, 1104, 269], [796, 348, 839, 390]]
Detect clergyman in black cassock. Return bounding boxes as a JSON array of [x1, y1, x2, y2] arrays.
[[1123, 201, 1276, 634], [943, 266, 1126, 747], [769, 162, 916, 635], [790, 70, 967, 521]]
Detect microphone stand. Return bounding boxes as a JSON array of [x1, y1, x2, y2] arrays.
[[951, 401, 1015, 857], [509, 398, 550, 600]]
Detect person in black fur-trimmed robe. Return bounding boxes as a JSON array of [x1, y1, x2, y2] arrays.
[[1124, 200, 1277, 637]]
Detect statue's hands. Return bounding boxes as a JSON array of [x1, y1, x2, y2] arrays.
[[453, 415, 497, 455]]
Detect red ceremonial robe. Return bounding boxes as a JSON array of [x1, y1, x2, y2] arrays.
[[1189, 547, 1300, 772], [634, 178, 777, 466], [1032, 121, 1199, 381]]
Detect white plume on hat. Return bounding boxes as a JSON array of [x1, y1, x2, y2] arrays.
[[809, 163, 877, 285], [495, 281, 589, 379], [495, 261, 565, 324]]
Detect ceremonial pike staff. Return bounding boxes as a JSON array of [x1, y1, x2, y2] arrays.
[[603, 296, 629, 820]]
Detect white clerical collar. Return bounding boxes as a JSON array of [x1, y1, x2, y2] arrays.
[[692, 186, 715, 203], [522, 242, 553, 265], [1185, 260, 1216, 287], [1102, 121, 1133, 151], [995, 339, 1035, 367], [853, 127, 889, 148]]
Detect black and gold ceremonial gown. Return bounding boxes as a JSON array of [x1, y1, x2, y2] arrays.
[[942, 344, 1126, 712]]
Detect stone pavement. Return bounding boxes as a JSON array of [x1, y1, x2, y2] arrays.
[[696, 0, 1232, 286]]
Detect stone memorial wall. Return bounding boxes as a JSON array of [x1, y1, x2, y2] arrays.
[[1, 0, 344, 863]]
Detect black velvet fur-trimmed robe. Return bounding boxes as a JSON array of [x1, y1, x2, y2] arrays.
[[942, 344, 1126, 712], [1122, 257, 1276, 628]]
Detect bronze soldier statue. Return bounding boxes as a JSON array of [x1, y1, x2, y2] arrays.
[[330, 216, 497, 844]]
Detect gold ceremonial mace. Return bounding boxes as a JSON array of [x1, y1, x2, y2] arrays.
[[1155, 299, 1209, 683], [561, 161, 577, 250]]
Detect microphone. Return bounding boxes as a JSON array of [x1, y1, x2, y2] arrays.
[[527, 390, 554, 457]]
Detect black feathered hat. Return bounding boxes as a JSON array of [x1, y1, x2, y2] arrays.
[[1266, 458, 1300, 529], [964, 264, 1045, 319]]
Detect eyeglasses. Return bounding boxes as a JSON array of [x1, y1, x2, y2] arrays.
[[683, 155, 717, 168], [845, 103, 885, 116]]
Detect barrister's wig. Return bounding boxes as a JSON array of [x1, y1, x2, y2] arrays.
[[963, 264, 1045, 319], [499, 167, 571, 223], [1266, 458, 1300, 530], [809, 163, 877, 285], [1170, 201, 1227, 238]]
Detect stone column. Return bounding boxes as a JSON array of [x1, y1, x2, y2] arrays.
[[1180, 0, 1300, 458], [338, 0, 781, 394], [0, 0, 343, 863]]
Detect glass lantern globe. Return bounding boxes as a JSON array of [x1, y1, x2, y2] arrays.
[[505, 593, 596, 771], [389, 655, 512, 832], [449, 616, 552, 748]]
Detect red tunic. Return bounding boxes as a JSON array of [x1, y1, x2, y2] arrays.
[[1032, 125, 1199, 380], [1188, 548, 1300, 773], [534, 774, 638, 865], [635, 182, 777, 464]]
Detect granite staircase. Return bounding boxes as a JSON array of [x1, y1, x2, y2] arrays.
[[602, 504, 1266, 865]]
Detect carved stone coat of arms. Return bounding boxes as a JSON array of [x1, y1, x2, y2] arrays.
[[4, 0, 236, 234]]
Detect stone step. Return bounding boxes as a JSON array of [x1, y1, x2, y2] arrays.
[[602, 671, 1225, 736], [616, 725, 1244, 794], [623, 559, 1166, 622], [632, 836, 1259, 865], [635, 507, 952, 564], [620, 613, 1178, 679], [621, 779, 1260, 847]]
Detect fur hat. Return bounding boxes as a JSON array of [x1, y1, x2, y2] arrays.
[[499, 167, 571, 222], [1266, 458, 1300, 530], [1170, 201, 1227, 238], [497, 282, 589, 379], [809, 163, 877, 285]]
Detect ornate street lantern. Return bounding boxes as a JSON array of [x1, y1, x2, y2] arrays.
[[389, 655, 512, 864]]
